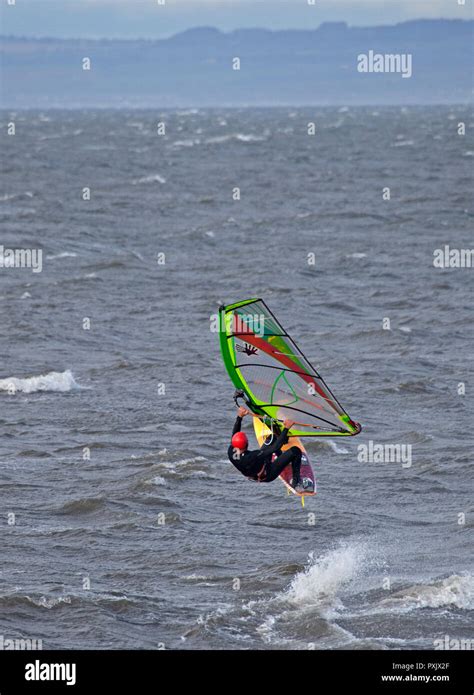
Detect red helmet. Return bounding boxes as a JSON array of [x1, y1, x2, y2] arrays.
[[231, 432, 248, 450]]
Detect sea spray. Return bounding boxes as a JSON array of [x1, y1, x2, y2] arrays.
[[285, 542, 368, 607], [0, 370, 81, 394]]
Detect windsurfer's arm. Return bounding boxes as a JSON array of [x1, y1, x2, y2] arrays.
[[232, 406, 249, 435], [232, 416, 243, 435], [262, 419, 295, 455], [263, 429, 289, 455]]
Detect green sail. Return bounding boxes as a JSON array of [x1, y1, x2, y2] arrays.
[[219, 298, 360, 437]]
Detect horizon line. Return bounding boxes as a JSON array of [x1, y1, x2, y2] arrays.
[[1, 17, 471, 43]]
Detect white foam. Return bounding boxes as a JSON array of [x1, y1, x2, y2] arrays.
[[160, 455, 206, 472], [252, 544, 367, 647], [381, 574, 474, 611], [235, 133, 267, 142], [195, 603, 233, 628], [176, 456, 206, 465], [0, 191, 33, 202], [26, 595, 72, 608], [132, 174, 166, 185], [172, 139, 198, 148], [326, 440, 349, 454], [284, 542, 367, 610], [256, 614, 276, 638], [0, 369, 81, 394], [346, 252, 367, 259], [205, 133, 266, 145], [46, 252, 77, 260]]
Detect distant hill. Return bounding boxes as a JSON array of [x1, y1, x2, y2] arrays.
[[0, 20, 472, 107]]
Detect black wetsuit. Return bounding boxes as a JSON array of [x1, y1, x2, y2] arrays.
[[227, 416, 302, 484]]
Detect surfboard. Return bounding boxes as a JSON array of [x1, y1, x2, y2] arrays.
[[253, 416, 316, 504]]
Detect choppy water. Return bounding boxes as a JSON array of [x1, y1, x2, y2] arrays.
[[0, 107, 473, 649]]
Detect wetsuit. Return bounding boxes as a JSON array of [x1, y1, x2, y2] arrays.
[[228, 416, 302, 484]]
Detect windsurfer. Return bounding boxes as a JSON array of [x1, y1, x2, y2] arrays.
[[228, 406, 306, 490]]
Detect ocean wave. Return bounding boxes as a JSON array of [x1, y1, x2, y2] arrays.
[[345, 252, 367, 259], [0, 191, 34, 202], [325, 440, 349, 455], [379, 574, 474, 611], [395, 380, 436, 394], [246, 544, 369, 647], [185, 542, 371, 648], [46, 252, 78, 260], [205, 133, 267, 145], [137, 475, 167, 488], [171, 139, 199, 148], [0, 370, 81, 394], [132, 174, 166, 185], [56, 497, 105, 515], [0, 594, 73, 610], [283, 542, 368, 611], [160, 456, 207, 471], [0, 591, 140, 611]]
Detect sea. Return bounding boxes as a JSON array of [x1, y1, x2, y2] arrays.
[[0, 106, 472, 649]]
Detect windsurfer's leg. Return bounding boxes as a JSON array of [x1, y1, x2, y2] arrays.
[[290, 447, 302, 485], [263, 447, 301, 483]]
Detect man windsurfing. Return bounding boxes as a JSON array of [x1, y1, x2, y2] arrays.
[[228, 406, 310, 491]]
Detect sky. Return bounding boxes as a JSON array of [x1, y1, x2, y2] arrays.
[[0, 0, 470, 39]]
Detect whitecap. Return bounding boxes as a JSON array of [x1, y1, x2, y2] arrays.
[[132, 174, 166, 185], [326, 440, 349, 454], [46, 252, 77, 260], [0, 369, 81, 394], [380, 574, 474, 611]]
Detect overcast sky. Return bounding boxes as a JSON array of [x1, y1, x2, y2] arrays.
[[1, 0, 469, 39]]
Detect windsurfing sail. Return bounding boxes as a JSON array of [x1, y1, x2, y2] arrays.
[[219, 298, 360, 437]]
